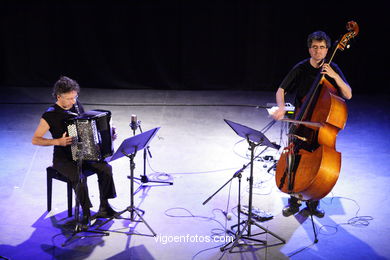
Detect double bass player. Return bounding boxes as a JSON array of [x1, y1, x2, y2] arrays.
[[273, 31, 352, 218]]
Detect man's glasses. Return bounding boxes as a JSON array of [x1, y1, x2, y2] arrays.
[[60, 95, 78, 101], [310, 46, 327, 50]]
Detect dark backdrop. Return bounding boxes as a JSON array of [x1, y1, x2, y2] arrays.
[[0, 1, 387, 93]]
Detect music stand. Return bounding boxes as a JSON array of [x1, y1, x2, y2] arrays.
[[96, 127, 160, 237], [220, 119, 285, 252]]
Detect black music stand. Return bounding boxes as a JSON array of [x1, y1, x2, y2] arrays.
[[96, 127, 160, 237], [220, 119, 285, 252]]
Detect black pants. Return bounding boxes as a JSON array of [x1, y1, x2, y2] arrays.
[[53, 158, 117, 212]]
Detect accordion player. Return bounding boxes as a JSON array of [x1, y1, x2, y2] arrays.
[[66, 110, 114, 161]]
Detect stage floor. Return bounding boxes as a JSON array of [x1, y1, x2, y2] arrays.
[[0, 87, 389, 259]]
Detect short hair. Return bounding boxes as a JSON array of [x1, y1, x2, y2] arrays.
[[52, 76, 80, 99], [307, 31, 331, 48]]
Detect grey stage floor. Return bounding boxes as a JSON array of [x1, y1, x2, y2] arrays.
[[0, 87, 389, 259]]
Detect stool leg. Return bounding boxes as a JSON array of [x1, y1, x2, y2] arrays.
[[47, 172, 53, 212], [67, 182, 73, 217]]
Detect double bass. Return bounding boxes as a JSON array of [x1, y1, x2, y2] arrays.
[[275, 21, 359, 201]]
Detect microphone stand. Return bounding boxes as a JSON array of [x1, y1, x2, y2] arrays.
[[132, 120, 173, 185]]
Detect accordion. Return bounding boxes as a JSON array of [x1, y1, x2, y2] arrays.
[[66, 110, 114, 161]]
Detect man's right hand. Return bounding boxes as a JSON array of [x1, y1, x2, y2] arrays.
[[57, 132, 74, 146], [272, 107, 286, 121]]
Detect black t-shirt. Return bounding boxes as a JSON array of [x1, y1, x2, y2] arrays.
[[42, 100, 85, 160], [279, 58, 348, 109]]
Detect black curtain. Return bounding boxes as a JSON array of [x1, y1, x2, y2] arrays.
[[0, 1, 387, 93]]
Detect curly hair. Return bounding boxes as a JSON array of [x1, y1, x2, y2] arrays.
[[307, 31, 331, 49], [52, 76, 80, 99]]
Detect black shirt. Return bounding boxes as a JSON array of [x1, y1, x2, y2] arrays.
[[42, 101, 85, 160], [279, 58, 348, 109]]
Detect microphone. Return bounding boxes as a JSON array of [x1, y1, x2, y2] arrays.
[[130, 114, 138, 132], [147, 146, 152, 158], [223, 211, 232, 221], [74, 102, 80, 115]]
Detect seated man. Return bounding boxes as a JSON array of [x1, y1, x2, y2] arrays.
[[32, 76, 117, 228]]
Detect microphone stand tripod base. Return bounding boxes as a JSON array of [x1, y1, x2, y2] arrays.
[[133, 123, 173, 186], [221, 219, 286, 253], [132, 174, 173, 186]]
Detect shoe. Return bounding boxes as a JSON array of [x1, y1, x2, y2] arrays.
[[95, 205, 118, 219], [313, 207, 325, 218], [301, 201, 325, 218], [282, 205, 300, 217], [79, 212, 91, 231], [282, 197, 301, 217], [301, 206, 325, 218]]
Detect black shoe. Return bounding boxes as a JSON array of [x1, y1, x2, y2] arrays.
[[301, 206, 325, 218], [282, 197, 301, 217], [79, 213, 91, 231], [95, 205, 118, 219], [282, 205, 300, 217], [302, 201, 325, 218]]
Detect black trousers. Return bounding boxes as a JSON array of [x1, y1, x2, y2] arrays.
[[53, 158, 117, 212]]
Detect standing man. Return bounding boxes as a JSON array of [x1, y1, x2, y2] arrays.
[[32, 76, 118, 228], [273, 31, 352, 218]]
